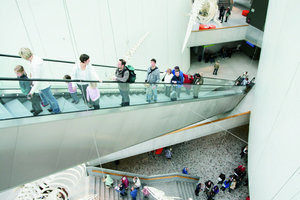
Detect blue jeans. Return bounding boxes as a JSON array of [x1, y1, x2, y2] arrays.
[[39, 87, 60, 113], [146, 84, 157, 102]]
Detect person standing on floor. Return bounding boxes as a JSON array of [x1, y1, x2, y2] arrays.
[[213, 61, 220, 75], [225, 7, 231, 22], [113, 59, 130, 106], [145, 58, 160, 103], [19, 48, 61, 114], [195, 182, 204, 196], [162, 68, 173, 97], [219, 4, 225, 23], [72, 54, 102, 104], [14, 65, 43, 116], [240, 145, 248, 159]]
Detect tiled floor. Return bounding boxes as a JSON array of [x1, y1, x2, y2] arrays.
[[103, 125, 249, 200], [188, 52, 258, 81]]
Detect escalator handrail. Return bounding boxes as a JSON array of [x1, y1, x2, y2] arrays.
[[0, 77, 240, 87], [0, 53, 237, 82]]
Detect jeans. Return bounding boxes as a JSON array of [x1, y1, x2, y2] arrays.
[[77, 84, 89, 103], [146, 84, 157, 102], [31, 93, 42, 112], [170, 86, 181, 100], [70, 92, 79, 103], [88, 98, 100, 110], [120, 89, 130, 106], [165, 86, 171, 97], [39, 87, 60, 113]]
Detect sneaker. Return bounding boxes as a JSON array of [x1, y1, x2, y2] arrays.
[[48, 108, 53, 112], [33, 110, 42, 116], [41, 102, 49, 107], [30, 109, 35, 113], [71, 100, 75, 103]]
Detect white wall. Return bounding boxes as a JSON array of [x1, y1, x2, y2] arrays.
[[248, 0, 300, 199], [0, 0, 191, 79]]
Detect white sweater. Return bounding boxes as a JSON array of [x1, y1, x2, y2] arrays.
[[29, 55, 50, 94], [163, 73, 174, 84], [72, 64, 100, 86]]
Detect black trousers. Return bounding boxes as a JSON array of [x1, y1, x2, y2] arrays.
[[31, 93, 42, 112]]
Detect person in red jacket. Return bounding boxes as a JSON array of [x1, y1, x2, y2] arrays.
[[183, 73, 194, 95]]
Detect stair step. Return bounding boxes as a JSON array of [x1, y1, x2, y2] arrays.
[[0, 103, 13, 120], [57, 97, 78, 113], [5, 99, 32, 118], [22, 100, 50, 116]]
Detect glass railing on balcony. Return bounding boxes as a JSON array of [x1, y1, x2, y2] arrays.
[[0, 77, 247, 120]]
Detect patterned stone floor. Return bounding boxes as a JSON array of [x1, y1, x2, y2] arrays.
[[103, 125, 249, 200]]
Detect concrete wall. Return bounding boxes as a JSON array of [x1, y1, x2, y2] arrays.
[[248, 0, 300, 199], [0, 0, 191, 78]]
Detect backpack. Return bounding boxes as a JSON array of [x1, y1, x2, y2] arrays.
[[120, 65, 136, 83]]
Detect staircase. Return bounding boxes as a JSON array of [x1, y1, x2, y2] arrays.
[[87, 167, 200, 200]]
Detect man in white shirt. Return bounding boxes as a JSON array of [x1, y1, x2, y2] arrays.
[[19, 48, 61, 114]]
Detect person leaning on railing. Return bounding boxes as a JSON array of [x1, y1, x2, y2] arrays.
[[113, 59, 130, 107], [19, 48, 61, 114], [145, 58, 160, 103]]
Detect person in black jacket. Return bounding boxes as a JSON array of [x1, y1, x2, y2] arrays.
[[219, 4, 225, 22], [170, 70, 183, 101]]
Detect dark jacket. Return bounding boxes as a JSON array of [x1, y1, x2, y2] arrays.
[[18, 74, 31, 95], [115, 68, 130, 91], [193, 74, 204, 85], [171, 75, 183, 85]]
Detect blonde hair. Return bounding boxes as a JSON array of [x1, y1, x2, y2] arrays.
[[166, 68, 172, 73], [19, 48, 33, 60], [14, 65, 26, 75], [90, 82, 97, 88]]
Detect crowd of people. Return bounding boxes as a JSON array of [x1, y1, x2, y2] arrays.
[[192, 144, 249, 200], [102, 175, 147, 200], [15, 48, 209, 116]]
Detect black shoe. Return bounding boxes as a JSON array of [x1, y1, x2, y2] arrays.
[[33, 110, 42, 116], [48, 108, 53, 112], [30, 109, 35, 113]]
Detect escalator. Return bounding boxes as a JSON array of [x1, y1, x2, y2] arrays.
[[0, 56, 249, 192]]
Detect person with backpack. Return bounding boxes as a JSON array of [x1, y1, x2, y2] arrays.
[[225, 7, 231, 22], [145, 58, 160, 103], [192, 72, 204, 98], [113, 59, 131, 106]]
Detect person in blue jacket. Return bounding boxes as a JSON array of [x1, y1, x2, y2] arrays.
[[170, 70, 183, 100], [182, 167, 189, 174], [130, 187, 138, 200], [221, 179, 231, 191], [172, 66, 184, 82]]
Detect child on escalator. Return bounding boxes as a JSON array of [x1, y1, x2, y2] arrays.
[[14, 65, 42, 116]]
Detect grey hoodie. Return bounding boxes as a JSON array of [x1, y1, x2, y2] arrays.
[[146, 66, 160, 84]]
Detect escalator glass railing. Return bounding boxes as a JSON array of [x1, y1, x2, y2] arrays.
[[0, 78, 246, 120]]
